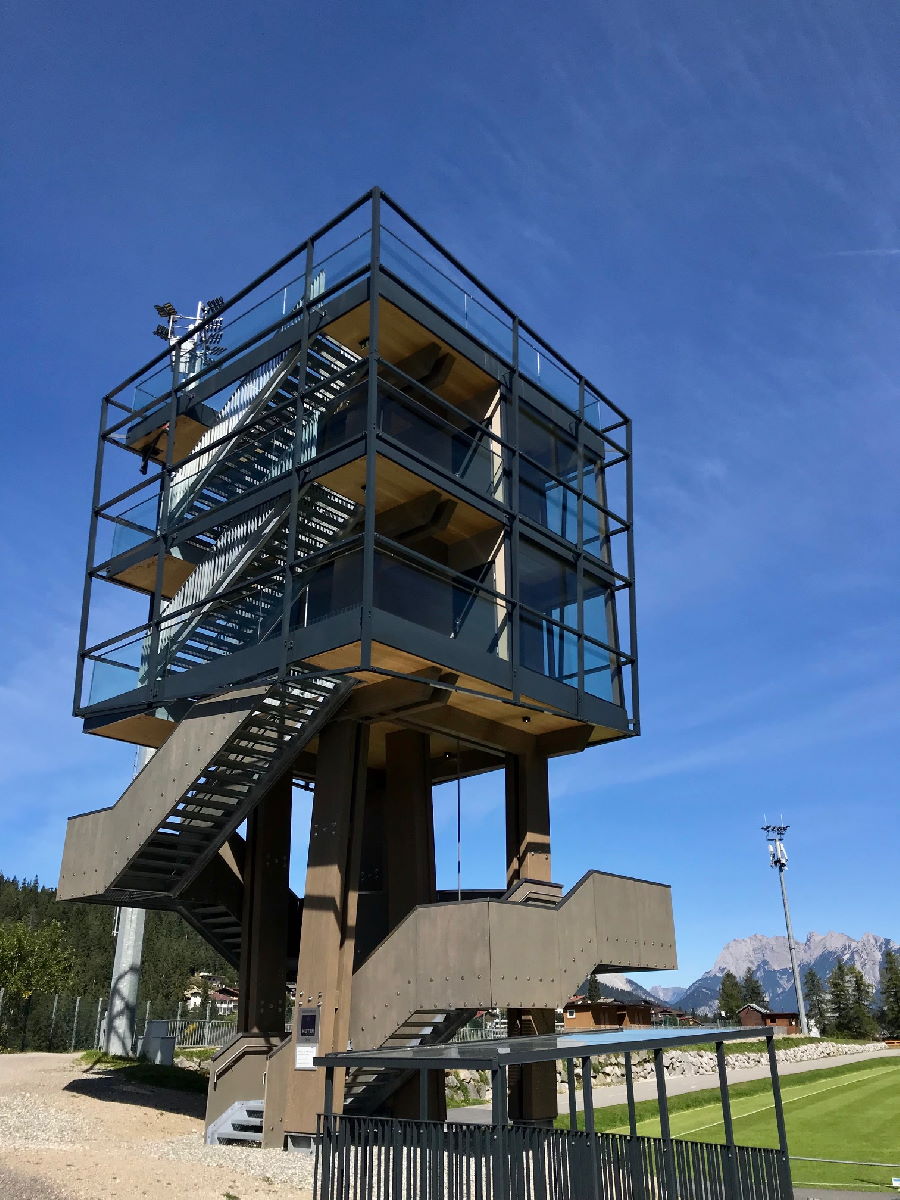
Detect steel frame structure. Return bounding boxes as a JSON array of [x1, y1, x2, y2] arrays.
[[74, 188, 638, 745]]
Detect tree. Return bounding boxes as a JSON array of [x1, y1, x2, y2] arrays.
[[0, 920, 74, 998], [845, 967, 877, 1039], [827, 961, 852, 1036], [878, 949, 900, 1036], [803, 968, 829, 1035], [586, 974, 602, 1002], [739, 968, 766, 1008], [718, 971, 744, 1021]]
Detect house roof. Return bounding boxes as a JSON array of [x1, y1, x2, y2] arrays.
[[739, 1004, 799, 1018]]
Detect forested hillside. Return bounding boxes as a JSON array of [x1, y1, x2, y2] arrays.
[[0, 873, 236, 1015]]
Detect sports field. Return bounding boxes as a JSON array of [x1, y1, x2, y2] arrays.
[[562, 1058, 900, 1192]]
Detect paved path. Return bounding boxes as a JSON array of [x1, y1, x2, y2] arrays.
[[448, 1047, 900, 1124]]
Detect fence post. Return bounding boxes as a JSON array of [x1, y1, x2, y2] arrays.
[[70, 996, 81, 1053], [94, 996, 104, 1050], [0, 986, 5, 1024], [48, 994, 59, 1051]]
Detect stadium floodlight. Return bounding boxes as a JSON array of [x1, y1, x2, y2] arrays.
[[152, 324, 170, 340], [154, 302, 177, 318], [762, 823, 809, 1034]]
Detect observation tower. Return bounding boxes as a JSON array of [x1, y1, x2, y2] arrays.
[[59, 189, 676, 1146]]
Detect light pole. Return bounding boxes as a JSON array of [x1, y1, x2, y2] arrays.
[[762, 824, 809, 1035]]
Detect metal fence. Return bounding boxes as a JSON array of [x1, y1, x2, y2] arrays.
[[315, 1114, 791, 1200], [163, 1017, 238, 1048], [0, 989, 107, 1053]]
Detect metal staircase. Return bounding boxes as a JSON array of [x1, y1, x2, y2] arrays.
[[60, 330, 366, 955], [206, 1099, 265, 1146], [332, 871, 676, 1116], [153, 333, 361, 679], [343, 1009, 476, 1115], [59, 674, 353, 907]]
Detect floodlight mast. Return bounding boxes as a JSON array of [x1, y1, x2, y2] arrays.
[[762, 823, 809, 1035]]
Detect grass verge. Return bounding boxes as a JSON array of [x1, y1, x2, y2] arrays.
[[556, 1057, 900, 1192], [79, 1049, 208, 1093]]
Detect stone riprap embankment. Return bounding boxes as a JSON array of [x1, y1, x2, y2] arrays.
[[445, 1040, 886, 1102]]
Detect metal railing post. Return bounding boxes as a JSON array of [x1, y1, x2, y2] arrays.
[[716, 1040, 740, 1200], [566, 1058, 578, 1128], [654, 1049, 677, 1200], [766, 1032, 792, 1197]]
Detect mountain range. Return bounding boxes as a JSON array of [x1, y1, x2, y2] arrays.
[[595, 931, 898, 1014]]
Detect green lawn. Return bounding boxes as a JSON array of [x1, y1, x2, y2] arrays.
[[558, 1058, 900, 1192]]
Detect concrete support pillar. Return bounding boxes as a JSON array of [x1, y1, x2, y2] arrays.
[[383, 728, 444, 1121], [272, 719, 370, 1143], [104, 905, 145, 1057], [104, 745, 154, 1058], [237, 773, 292, 1034], [505, 748, 557, 1124], [505, 747, 551, 885], [385, 729, 436, 927]]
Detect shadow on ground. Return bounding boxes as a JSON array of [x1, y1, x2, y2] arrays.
[[63, 1070, 206, 1119]]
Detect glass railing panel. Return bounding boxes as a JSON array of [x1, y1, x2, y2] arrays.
[[583, 637, 614, 702], [520, 612, 579, 687], [96, 492, 160, 563], [87, 635, 145, 705], [290, 546, 363, 629], [129, 362, 172, 418], [377, 390, 504, 501], [519, 336, 580, 413], [380, 230, 512, 360], [308, 231, 371, 301], [373, 550, 509, 660], [313, 383, 368, 458]]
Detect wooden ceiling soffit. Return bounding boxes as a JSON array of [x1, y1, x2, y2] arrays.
[[398, 704, 533, 756], [340, 669, 458, 722], [537, 724, 594, 756]]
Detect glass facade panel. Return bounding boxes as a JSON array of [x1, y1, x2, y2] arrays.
[[518, 540, 577, 627]]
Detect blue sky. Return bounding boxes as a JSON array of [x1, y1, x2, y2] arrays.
[[1, 0, 897, 985]]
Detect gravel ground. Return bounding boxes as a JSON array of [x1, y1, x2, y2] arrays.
[[151, 1133, 317, 1188], [0, 1053, 314, 1200], [0, 1162, 72, 1200]]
